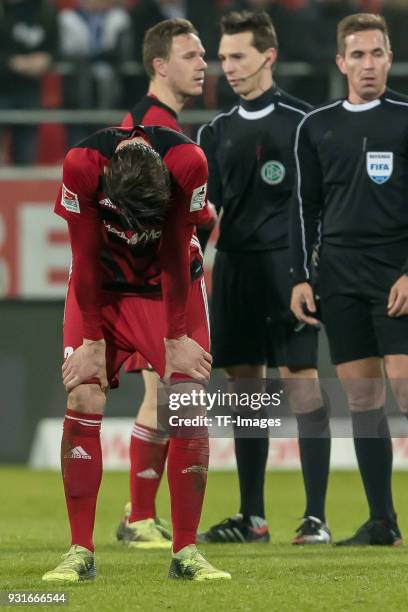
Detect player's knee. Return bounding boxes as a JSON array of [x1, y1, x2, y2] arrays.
[[280, 369, 322, 413], [67, 384, 106, 414], [391, 381, 408, 413], [340, 377, 385, 411], [337, 359, 385, 410], [287, 387, 322, 413]]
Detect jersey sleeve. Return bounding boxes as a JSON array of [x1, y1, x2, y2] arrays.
[[55, 148, 104, 340], [159, 143, 209, 339], [290, 117, 324, 285], [197, 123, 223, 211]]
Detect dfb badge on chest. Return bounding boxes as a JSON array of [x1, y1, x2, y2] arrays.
[[261, 160, 285, 185], [366, 152, 393, 185]]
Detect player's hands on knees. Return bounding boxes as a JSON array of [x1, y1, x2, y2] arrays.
[[164, 335, 212, 383], [388, 275, 408, 317], [290, 282, 320, 326], [62, 339, 108, 393]]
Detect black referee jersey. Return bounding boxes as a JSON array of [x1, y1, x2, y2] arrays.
[[290, 88, 408, 285], [197, 85, 311, 252]]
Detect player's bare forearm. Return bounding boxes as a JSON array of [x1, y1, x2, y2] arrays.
[[62, 339, 108, 393]]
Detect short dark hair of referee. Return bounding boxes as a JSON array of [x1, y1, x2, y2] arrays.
[[196, 9, 331, 547], [220, 9, 278, 52]]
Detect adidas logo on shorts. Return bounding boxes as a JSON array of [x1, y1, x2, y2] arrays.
[[64, 446, 91, 460]]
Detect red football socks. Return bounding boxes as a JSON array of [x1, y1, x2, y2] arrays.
[[61, 409, 103, 552], [167, 437, 209, 553], [129, 423, 169, 522]]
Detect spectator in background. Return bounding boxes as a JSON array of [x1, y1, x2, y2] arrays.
[[296, 0, 362, 63], [228, 0, 295, 57], [277, 0, 363, 103], [58, 0, 132, 147], [131, 0, 220, 61], [0, 0, 58, 165], [381, 0, 408, 95]]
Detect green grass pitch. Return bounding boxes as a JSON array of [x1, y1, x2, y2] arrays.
[[1, 467, 408, 611]]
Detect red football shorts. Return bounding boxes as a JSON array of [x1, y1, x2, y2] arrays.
[[63, 277, 210, 388], [123, 352, 152, 373]]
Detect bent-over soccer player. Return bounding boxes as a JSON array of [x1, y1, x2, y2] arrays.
[[42, 125, 231, 582]]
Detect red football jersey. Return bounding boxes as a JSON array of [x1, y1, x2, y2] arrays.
[[121, 94, 182, 133], [55, 125, 212, 341], [121, 94, 216, 232], [121, 95, 204, 373]]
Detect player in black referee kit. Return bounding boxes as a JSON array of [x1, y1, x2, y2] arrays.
[[197, 10, 332, 545], [291, 13, 408, 546]]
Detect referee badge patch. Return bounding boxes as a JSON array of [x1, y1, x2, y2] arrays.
[[366, 152, 393, 184], [261, 160, 285, 185], [190, 183, 207, 211], [61, 184, 80, 213]]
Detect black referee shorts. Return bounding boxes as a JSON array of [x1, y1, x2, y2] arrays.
[[320, 241, 408, 365], [210, 248, 318, 370]]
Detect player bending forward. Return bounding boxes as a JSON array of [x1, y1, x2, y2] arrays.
[[41, 125, 231, 582]]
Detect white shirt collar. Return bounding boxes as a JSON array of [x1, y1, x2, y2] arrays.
[[342, 99, 381, 112], [238, 103, 275, 120]]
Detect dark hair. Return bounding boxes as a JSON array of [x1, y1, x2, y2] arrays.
[[220, 10, 278, 52], [104, 142, 171, 229], [337, 13, 390, 56], [143, 18, 198, 78]]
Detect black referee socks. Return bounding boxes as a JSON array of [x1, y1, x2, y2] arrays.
[[296, 406, 331, 523], [233, 433, 269, 521], [351, 407, 395, 521]]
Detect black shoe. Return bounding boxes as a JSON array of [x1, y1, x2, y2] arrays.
[[335, 519, 403, 547], [197, 514, 270, 544], [292, 516, 331, 545]]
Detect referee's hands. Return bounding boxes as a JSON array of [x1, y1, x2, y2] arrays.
[[388, 275, 408, 317], [290, 282, 320, 326], [163, 336, 212, 384]]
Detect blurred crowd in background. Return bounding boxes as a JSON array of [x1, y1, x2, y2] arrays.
[[1, 0, 408, 165]]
